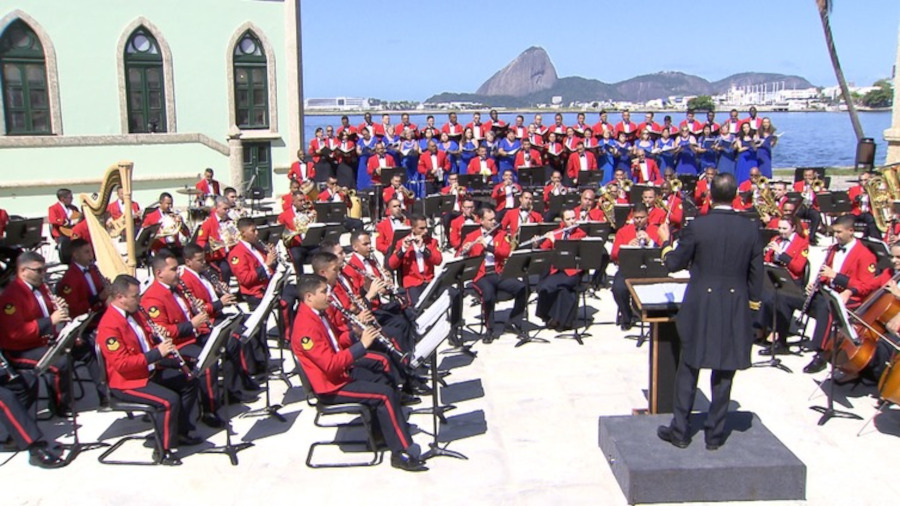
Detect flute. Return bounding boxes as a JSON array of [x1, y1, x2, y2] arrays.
[[137, 306, 193, 379]]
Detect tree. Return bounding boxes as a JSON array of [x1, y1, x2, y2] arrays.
[[687, 95, 715, 112], [862, 79, 893, 108], [816, 0, 864, 141]]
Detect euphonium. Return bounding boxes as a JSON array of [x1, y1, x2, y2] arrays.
[[281, 210, 315, 245], [669, 178, 683, 195], [595, 184, 617, 223], [755, 176, 782, 219], [865, 175, 893, 233], [620, 179, 632, 193]]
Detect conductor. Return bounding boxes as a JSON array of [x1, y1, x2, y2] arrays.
[[655, 173, 763, 450]]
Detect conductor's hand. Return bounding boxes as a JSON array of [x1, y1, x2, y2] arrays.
[[158, 339, 176, 356], [191, 312, 209, 328], [657, 222, 671, 244], [220, 293, 237, 306], [360, 326, 378, 348], [50, 307, 70, 326]]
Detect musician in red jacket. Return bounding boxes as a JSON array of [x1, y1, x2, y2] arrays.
[[500, 191, 542, 237], [195, 168, 221, 202], [382, 174, 414, 212], [97, 274, 200, 464], [467, 145, 497, 179], [367, 143, 396, 187], [105, 186, 142, 231], [848, 171, 880, 238], [439, 173, 466, 242], [196, 197, 237, 284], [417, 140, 450, 194], [535, 209, 587, 330], [490, 170, 522, 222], [611, 204, 661, 330], [291, 275, 426, 472], [658, 175, 685, 232], [449, 198, 479, 251], [758, 216, 810, 355], [0, 252, 73, 413], [458, 208, 527, 342], [565, 142, 598, 184], [631, 150, 662, 185], [679, 110, 703, 136], [278, 192, 317, 276], [375, 199, 410, 256], [48, 188, 80, 242], [573, 189, 606, 223], [143, 193, 190, 256], [514, 138, 543, 169], [793, 168, 823, 245], [287, 149, 315, 183]]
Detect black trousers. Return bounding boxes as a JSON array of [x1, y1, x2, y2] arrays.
[[214, 259, 233, 286], [474, 273, 527, 333], [178, 342, 221, 414], [612, 270, 634, 323], [779, 291, 836, 351], [289, 245, 317, 277], [441, 212, 461, 245], [0, 374, 42, 450], [319, 366, 413, 454], [407, 284, 462, 327], [796, 206, 822, 244], [536, 272, 580, 327], [7, 347, 71, 413], [669, 357, 736, 446], [856, 212, 881, 239], [111, 368, 199, 450], [760, 286, 805, 340]]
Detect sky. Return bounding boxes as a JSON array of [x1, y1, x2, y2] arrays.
[[300, 0, 900, 101]]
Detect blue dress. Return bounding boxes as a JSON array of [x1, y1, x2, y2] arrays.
[[674, 137, 698, 175], [400, 140, 423, 197], [438, 140, 460, 177], [497, 138, 521, 177], [756, 134, 774, 178], [697, 136, 718, 170], [599, 139, 616, 184], [460, 139, 479, 174], [356, 137, 378, 190], [715, 134, 737, 175], [383, 134, 401, 165], [655, 138, 676, 173], [735, 137, 758, 184], [613, 141, 632, 175]]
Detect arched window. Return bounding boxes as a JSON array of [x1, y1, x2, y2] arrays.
[[124, 27, 166, 133], [0, 20, 50, 135], [233, 31, 268, 129]]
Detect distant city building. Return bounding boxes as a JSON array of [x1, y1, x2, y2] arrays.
[[305, 97, 370, 111]]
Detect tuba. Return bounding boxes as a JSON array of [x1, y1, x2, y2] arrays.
[[866, 175, 894, 233]]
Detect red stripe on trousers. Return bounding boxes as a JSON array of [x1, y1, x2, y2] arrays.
[[10, 357, 63, 406], [122, 389, 172, 450], [338, 390, 409, 449], [0, 400, 34, 446]]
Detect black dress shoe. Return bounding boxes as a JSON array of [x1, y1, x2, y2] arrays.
[[705, 441, 722, 451], [177, 434, 204, 446], [226, 390, 259, 404], [407, 383, 433, 396], [803, 354, 827, 374], [400, 393, 421, 406], [758, 342, 791, 356], [201, 413, 225, 428], [390, 451, 428, 472], [657, 425, 690, 449], [241, 376, 263, 391], [28, 442, 65, 469], [153, 449, 183, 466], [620, 322, 633, 331]]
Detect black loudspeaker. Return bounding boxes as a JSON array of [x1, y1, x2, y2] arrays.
[[856, 137, 876, 170], [249, 187, 265, 200]]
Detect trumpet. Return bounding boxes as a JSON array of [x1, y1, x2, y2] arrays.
[[399, 185, 415, 200], [137, 305, 193, 378], [329, 292, 409, 365]]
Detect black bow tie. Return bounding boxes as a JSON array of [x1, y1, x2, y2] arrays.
[[82, 267, 91, 274], [836, 246, 847, 253]]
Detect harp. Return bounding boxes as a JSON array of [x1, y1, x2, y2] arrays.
[[78, 161, 137, 278]]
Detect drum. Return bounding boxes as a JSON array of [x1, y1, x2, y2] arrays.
[[877, 354, 900, 405]]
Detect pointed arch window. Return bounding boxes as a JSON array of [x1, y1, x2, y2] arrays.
[[0, 20, 50, 135], [124, 27, 166, 133], [233, 31, 268, 129]]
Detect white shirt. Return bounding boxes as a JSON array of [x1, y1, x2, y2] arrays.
[[482, 229, 496, 268], [413, 243, 426, 273], [112, 305, 154, 371], [30, 284, 49, 318], [354, 252, 375, 277], [504, 185, 515, 208], [316, 308, 340, 352], [75, 262, 98, 296], [778, 233, 796, 255], [182, 266, 219, 302], [157, 280, 191, 320], [58, 201, 72, 220], [579, 154, 588, 171], [831, 239, 856, 279], [240, 240, 270, 278]]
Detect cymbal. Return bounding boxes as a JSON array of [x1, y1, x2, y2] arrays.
[[176, 188, 202, 195]]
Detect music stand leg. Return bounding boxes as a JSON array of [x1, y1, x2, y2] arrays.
[[441, 280, 477, 358], [202, 351, 254, 465], [514, 282, 548, 348], [240, 358, 286, 422], [61, 351, 109, 466], [421, 354, 467, 461], [272, 309, 295, 389], [809, 324, 863, 426], [752, 288, 793, 373]]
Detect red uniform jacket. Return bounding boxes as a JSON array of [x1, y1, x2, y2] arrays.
[[71, 219, 91, 244], [344, 254, 386, 311], [228, 241, 272, 299], [637, 121, 662, 136], [417, 151, 450, 183], [0, 208, 8, 237], [142, 208, 186, 252], [540, 226, 587, 276], [615, 121, 638, 140], [278, 207, 307, 248], [179, 267, 222, 319], [375, 217, 409, 256], [483, 119, 508, 135], [195, 179, 220, 196], [467, 156, 498, 178], [514, 149, 543, 168], [573, 205, 606, 223], [287, 160, 315, 183], [0, 278, 54, 351], [396, 122, 418, 137], [196, 214, 232, 263], [592, 121, 615, 137], [500, 207, 543, 236], [742, 116, 763, 132], [317, 188, 351, 208], [466, 122, 488, 139], [106, 200, 141, 222], [140, 281, 198, 346], [449, 214, 480, 250], [97, 307, 159, 390], [631, 159, 662, 184], [337, 125, 358, 139], [848, 185, 871, 216], [820, 240, 879, 307], [56, 263, 106, 318], [387, 236, 442, 289], [441, 122, 464, 139], [367, 154, 396, 186], [308, 137, 328, 163], [793, 180, 820, 210], [611, 224, 661, 263], [382, 185, 414, 210], [48, 201, 78, 239], [663, 193, 684, 229], [566, 151, 598, 180], [547, 123, 567, 138], [291, 303, 364, 395], [458, 228, 513, 282], [491, 183, 523, 211], [280, 192, 293, 212], [679, 119, 703, 135], [439, 186, 465, 212], [764, 234, 809, 281]]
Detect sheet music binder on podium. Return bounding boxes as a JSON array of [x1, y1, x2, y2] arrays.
[[625, 278, 687, 414]]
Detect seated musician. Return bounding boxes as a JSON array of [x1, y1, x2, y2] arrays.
[[449, 198, 479, 251], [223, 187, 247, 221], [535, 209, 587, 330], [0, 368, 66, 467], [634, 187, 667, 227], [459, 208, 527, 343], [228, 218, 279, 376], [106, 185, 142, 232], [757, 216, 810, 355], [278, 192, 317, 276], [574, 189, 606, 223], [417, 140, 450, 195], [142, 192, 190, 257], [48, 188, 80, 263], [611, 169, 631, 204], [196, 197, 237, 284], [97, 274, 202, 465], [440, 173, 466, 245], [0, 252, 73, 416], [565, 142, 598, 186], [793, 168, 823, 246], [631, 149, 662, 185], [693, 167, 717, 215], [611, 203, 661, 331], [848, 171, 881, 239], [287, 148, 315, 184], [491, 169, 523, 223], [500, 190, 542, 238], [375, 198, 410, 256], [195, 168, 221, 202], [765, 201, 809, 236], [70, 211, 93, 245], [658, 177, 684, 232], [281, 179, 302, 212], [466, 145, 497, 181], [791, 214, 879, 373], [542, 170, 571, 222], [367, 142, 396, 187], [735, 167, 762, 210], [317, 176, 363, 232], [382, 174, 415, 213], [291, 274, 426, 472]]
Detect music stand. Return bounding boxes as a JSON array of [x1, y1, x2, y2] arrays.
[[314, 202, 347, 224], [515, 223, 557, 249], [576, 170, 604, 189], [618, 247, 667, 278], [613, 205, 633, 230], [379, 167, 405, 186], [753, 264, 804, 373], [861, 238, 891, 272], [630, 184, 653, 205], [785, 191, 804, 208], [298, 223, 337, 249], [548, 193, 580, 216], [677, 174, 699, 198], [759, 228, 779, 246], [460, 223, 481, 245], [0, 218, 44, 250], [457, 174, 490, 194], [818, 192, 851, 228], [198, 313, 252, 465], [36, 313, 107, 464], [518, 166, 548, 189], [134, 224, 161, 267], [809, 286, 865, 426], [443, 255, 484, 356], [501, 250, 555, 346], [578, 222, 612, 242], [257, 224, 285, 245], [552, 239, 610, 344], [251, 216, 269, 228]]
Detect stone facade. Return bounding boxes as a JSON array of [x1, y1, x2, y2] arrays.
[[886, 23, 900, 165]]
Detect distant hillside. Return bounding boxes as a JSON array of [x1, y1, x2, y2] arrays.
[[426, 47, 815, 107]]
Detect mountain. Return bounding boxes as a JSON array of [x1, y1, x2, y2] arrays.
[[426, 47, 815, 106]]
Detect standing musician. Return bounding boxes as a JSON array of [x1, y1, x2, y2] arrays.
[[97, 274, 202, 465], [382, 174, 415, 212], [449, 198, 480, 251], [106, 185, 142, 232], [693, 167, 717, 215], [287, 149, 315, 183], [467, 145, 498, 181], [367, 142, 396, 187], [658, 178, 685, 232], [458, 208, 527, 343], [514, 138, 543, 169], [375, 198, 410, 256], [278, 192, 317, 276], [143, 192, 190, 257], [195, 168, 221, 202], [535, 209, 587, 330], [655, 173, 762, 451], [848, 171, 880, 239], [792, 214, 879, 374], [500, 190, 542, 238], [542, 170, 571, 222], [196, 197, 237, 285], [793, 168, 824, 246], [228, 218, 279, 377], [565, 142, 598, 185], [48, 188, 81, 263], [491, 169, 523, 223], [0, 252, 73, 415], [281, 179, 302, 212], [631, 149, 662, 185], [440, 173, 467, 244], [417, 140, 451, 195], [291, 275, 426, 472], [611, 203, 661, 331]]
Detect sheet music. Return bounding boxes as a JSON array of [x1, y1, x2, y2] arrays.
[[241, 263, 286, 341], [416, 291, 451, 335], [415, 257, 466, 312], [196, 313, 241, 375], [631, 282, 686, 305], [821, 285, 859, 340], [412, 315, 451, 369]]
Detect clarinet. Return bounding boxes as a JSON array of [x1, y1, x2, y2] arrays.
[[801, 276, 822, 314], [0, 350, 19, 380], [329, 292, 409, 365], [137, 306, 193, 379], [200, 266, 231, 297], [177, 280, 206, 317]]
